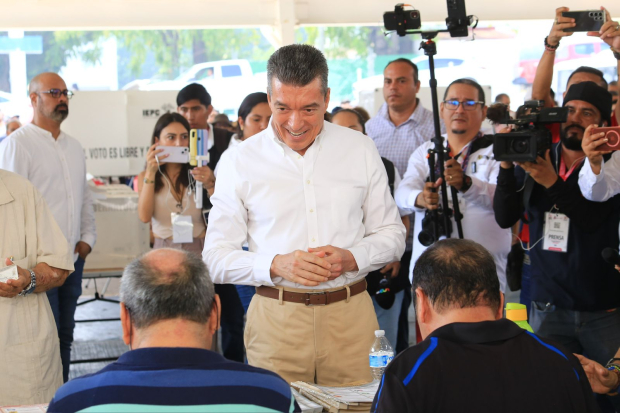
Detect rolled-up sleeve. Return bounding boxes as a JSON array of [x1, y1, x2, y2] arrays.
[[347, 142, 406, 276], [395, 144, 429, 215], [578, 154, 620, 202], [203, 152, 277, 286], [79, 178, 97, 249]]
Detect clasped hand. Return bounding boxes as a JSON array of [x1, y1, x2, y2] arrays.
[[270, 246, 358, 286]]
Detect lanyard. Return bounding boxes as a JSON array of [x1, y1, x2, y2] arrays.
[[558, 156, 584, 181], [434, 132, 482, 179]]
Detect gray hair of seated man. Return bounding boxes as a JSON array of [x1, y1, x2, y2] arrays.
[[267, 44, 329, 97], [120, 249, 215, 329]]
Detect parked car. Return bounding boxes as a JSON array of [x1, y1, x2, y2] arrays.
[[515, 38, 608, 85], [353, 55, 494, 98], [137, 59, 265, 113], [553, 47, 616, 97]]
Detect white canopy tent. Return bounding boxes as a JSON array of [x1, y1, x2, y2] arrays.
[[1, 0, 619, 47]]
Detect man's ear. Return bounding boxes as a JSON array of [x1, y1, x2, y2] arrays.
[[29, 92, 38, 109], [208, 294, 221, 335], [324, 88, 331, 109], [414, 80, 421, 94], [206, 104, 213, 118], [120, 303, 132, 346], [415, 287, 431, 325], [496, 291, 505, 320]]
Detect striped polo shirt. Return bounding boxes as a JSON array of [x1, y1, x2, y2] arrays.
[[47, 347, 299, 413]]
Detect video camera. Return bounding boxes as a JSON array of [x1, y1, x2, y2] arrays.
[[490, 100, 568, 162], [418, 206, 453, 247]]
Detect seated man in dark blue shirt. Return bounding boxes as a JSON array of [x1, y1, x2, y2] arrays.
[[48, 248, 298, 413], [372, 239, 598, 413]]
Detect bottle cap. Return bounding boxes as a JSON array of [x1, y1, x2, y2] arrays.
[[505, 303, 528, 321], [375, 330, 385, 337]]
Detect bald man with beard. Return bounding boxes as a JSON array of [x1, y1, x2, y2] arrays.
[[0, 73, 97, 383]]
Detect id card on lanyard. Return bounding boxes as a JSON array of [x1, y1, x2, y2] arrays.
[[542, 212, 569, 253], [171, 213, 193, 243]]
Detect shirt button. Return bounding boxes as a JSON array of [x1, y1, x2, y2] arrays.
[[310, 209, 314, 213], [306, 180, 311, 184], [297, 155, 302, 160], [312, 238, 315, 242]]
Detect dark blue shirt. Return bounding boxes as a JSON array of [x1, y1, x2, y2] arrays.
[[48, 347, 299, 413]]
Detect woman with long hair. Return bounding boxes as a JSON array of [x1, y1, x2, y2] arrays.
[[137, 112, 212, 253]]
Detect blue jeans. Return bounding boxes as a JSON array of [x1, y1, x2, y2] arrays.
[[530, 302, 620, 412], [372, 290, 405, 349], [235, 285, 255, 314], [47, 256, 84, 383]]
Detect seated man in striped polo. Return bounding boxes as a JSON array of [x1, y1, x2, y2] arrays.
[[372, 239, 599, 413], [48, 249, 298, 413]]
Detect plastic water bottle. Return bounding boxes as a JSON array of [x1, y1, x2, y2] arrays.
[[505, 302, 534, 333], [369, 330, 394, 380]]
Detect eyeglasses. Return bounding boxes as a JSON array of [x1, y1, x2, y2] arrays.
[[40, 89, 74, 99], [443, 100, 484, 111]]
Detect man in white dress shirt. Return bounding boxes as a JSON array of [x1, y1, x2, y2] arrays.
[[204, 45, 406, 385], [395, 78, 511, 292], [0, 73, 96, 382]]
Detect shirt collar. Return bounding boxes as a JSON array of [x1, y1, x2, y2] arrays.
[[0, 175, 14, 207], [115, 347, 227, 367], [381, 99, 424, 126], [267, 118, 325, 157], [428, 319, 526, 345], [27, 122, 65, 142]]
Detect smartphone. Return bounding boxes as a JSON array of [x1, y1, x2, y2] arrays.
[[156, 146, 190, 163], [592, 127, 620, 151], [562, 10, 606, 32]]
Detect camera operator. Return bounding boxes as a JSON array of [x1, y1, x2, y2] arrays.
[[494, 81, 620, 412], [395, 79, 511, 292], [531, 6, 620, 139]]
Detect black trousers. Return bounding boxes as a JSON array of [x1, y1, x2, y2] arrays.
[[214, 284, 245, 362]]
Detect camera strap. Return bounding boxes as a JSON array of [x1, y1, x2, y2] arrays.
[[521, 176, 536, 223]]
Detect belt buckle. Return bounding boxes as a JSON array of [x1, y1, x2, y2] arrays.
[[305, 291, 328, 306]]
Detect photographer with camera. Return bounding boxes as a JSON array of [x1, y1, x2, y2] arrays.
[[395, 79, 511, 291], [531, 6, 620, 139], [494, 81, 620, 412]]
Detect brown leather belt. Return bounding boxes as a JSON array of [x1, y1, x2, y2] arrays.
[[256, 280, 367, 306]]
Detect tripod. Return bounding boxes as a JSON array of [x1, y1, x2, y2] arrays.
[[419, 34, 464, 242]]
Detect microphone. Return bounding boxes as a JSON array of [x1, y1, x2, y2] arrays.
[[601, 247, 620, 266]]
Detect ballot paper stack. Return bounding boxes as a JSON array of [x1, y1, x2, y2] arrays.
[[291, 381, 379, 413]]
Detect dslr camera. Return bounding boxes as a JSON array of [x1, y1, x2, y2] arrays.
[[490, 100, 568, 162]]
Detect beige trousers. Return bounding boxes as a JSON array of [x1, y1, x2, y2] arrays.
[[245, 283, 379, 386]]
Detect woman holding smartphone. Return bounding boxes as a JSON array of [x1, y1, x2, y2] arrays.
[[214, 92, 271, 177], [137, 112, 212, 253]]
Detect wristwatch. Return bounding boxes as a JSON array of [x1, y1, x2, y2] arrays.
[[18, 269, 37, 296], [605, 361, 620, 396]]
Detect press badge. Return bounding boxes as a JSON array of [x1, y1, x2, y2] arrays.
[[0, 263, 18, 283], [542, 212, 569, 253], [171, 213, 193, 243]]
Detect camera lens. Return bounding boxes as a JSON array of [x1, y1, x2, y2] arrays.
[[511, 139, 529, 154], [418, 230, 435, 247]]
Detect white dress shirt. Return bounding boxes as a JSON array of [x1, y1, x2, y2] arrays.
[[203, 120, 406, 289], [578, 154, 620, 202], [0, 123, 97, 254], [395, 135, 511, 292]]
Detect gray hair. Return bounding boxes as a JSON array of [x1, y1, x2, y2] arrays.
[[120, 250, 215, 329], [267, 44, 329, 97]]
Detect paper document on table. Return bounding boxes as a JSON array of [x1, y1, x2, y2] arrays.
[[291, 380, 379, 412], [1, 404, 48, 413], [292, 388, 323, 413]]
